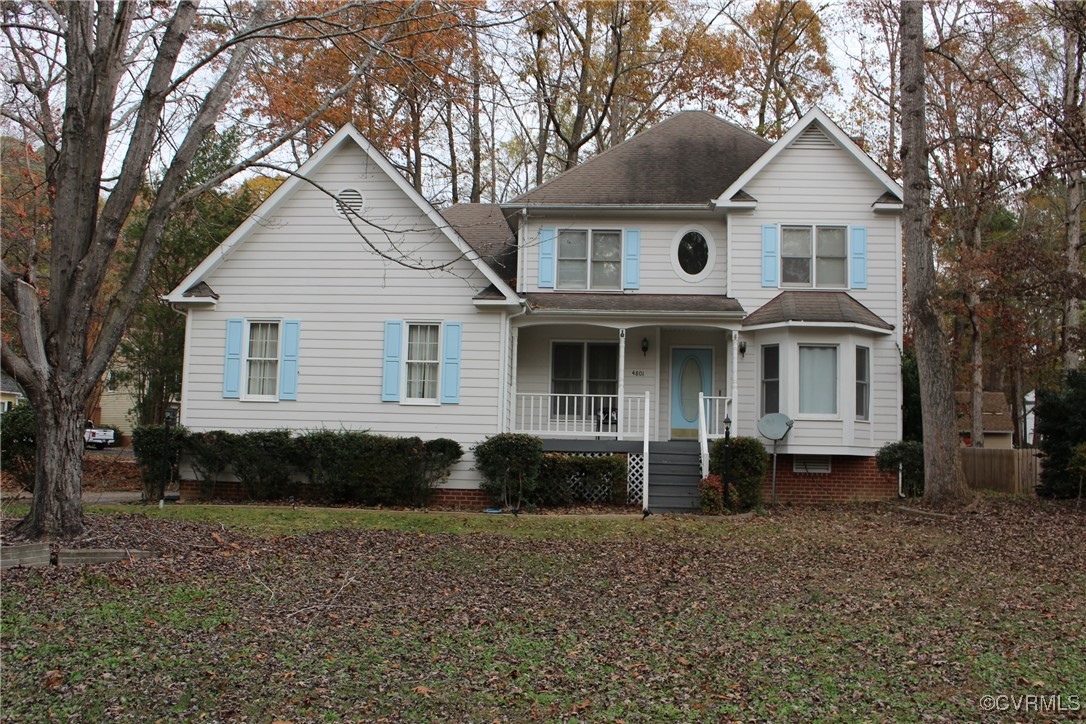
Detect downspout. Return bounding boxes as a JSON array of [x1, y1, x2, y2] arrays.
[[504, 300, 529, 432]]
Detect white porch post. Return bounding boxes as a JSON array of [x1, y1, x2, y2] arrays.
[[617, 329, 626, 440], [510, 327, 520, 433], [730, 329, 739, 435]]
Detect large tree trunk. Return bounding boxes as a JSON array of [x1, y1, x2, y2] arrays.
[[1062, 10, 1084, 371], [13, 393, 87, 539], [900, 0, 969, 506]]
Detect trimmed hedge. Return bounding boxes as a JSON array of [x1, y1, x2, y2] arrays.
[[132, 424, 186, 500], [709, 436, 769, 510], [536, 453, 628, 507], [473, 433, 543, 508], [132, 428, 462, 506]]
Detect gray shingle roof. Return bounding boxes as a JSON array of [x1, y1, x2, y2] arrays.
[[440, 203, 517, 284], [526, 293, 744, 315], [954, 391, 1014, 434], [742, 291, 893, 330], [1, 371, 25, 397], [509, 111, 772, 206], [182, 281, 220, 299]]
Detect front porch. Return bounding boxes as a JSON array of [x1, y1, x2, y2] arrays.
[[507, 319, 745, 511]]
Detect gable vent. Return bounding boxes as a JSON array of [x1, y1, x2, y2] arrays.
[[335, 188, 364, 218], [791, 125, 836, 150], [793, 455, 832, 474]]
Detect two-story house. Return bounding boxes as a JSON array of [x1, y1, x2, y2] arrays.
[[167, 108, 903, 510]]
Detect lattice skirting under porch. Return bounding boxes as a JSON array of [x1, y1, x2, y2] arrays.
[[557, 451, 644, 507]]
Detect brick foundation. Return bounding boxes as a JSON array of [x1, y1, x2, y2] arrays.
[[179, 479, 245, 501], [761, 455, 897, 504]]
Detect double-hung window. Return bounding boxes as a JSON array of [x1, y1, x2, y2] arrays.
[[856, 346, 870, 421], [551, 342, 619, 414], [557, 229, 621, 290], [761, 344, 780, 416], [405, 323, 440, 402], [781, 225, 848, 288], [245, 321, 280, 399], [799, 345, 838, 415]]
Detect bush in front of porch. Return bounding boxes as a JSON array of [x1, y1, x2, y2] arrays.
[[473, 433, 544, 509], [709, 437, 769, 511]]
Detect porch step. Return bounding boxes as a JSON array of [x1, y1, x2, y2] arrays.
[[647, 441, 702, 513]]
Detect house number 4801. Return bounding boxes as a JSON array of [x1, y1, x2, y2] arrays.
[[631, 370, 645, 377]]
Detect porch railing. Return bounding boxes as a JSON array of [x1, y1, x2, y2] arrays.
[[697, 394, 733, 478], [514, 393, 648, 440]]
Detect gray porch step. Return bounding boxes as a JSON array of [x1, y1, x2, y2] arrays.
[[648, 441, 702, 513]]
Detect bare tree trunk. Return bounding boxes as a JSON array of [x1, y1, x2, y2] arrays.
[[900, 0, 969, 506], [469, 15, 483, 203], [13, 394, 86, 539]]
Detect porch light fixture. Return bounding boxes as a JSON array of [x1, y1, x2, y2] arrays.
[[641, 337, 649, 356], [738, 341, 747, 357]]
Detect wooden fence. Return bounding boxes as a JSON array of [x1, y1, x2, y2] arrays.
[[960, 448, 1042, 495]]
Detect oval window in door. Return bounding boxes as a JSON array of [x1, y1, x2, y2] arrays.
[[679, 355, 703, 423]]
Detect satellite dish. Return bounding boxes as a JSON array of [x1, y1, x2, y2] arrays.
[[757, 413, 794, 441], [757, 413, 794, 507]]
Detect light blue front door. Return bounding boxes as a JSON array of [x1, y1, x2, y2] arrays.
[[670, 348, 712, 438]]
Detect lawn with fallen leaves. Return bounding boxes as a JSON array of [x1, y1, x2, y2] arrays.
[[2, 499, 1084, 720]]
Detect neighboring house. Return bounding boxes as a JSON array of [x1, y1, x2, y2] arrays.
[[94, 371, 139, 443], [955, 391, 1014, 449], [1, 372, 26, 412], [167, 108, 903, 509]]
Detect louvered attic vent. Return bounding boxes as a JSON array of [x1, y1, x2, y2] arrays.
[[793, 455, 832, 474], [791, 124, 836, 149], [335, 188, 364, 218]]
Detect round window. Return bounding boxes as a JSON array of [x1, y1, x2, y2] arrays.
[[677, 231, 709, 275]]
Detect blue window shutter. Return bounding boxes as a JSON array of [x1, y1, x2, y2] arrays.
[[538, 227, 556, 288], [278, 320, 300, 401], [223, 319, 243, 398], [761, 225, 780, 288], [850, 227, 868, 289], [440, 322, 463, 404], [382, 321, 403, 402], [623, 229, 641, 289]]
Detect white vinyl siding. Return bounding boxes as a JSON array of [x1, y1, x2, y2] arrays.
[[523, 215, 729, 295], [181, 141, 503, 487]]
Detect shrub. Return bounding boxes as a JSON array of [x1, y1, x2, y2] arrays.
[[184, 430, 234, 498], [698, 474, 724, 514], [536, 453, 628, 507], [0, 402, 36, 491], [1070, 443, 1086, 507], [419, 438, 464, 505], [293, 431, 461, 506], [1036, 370, 1086, 498], [230, 430, 299, 500], [875, 440, 924, 497], [473, 433, 543, 508], [132, 424, 187, 500], [709, 436, 768, 510]]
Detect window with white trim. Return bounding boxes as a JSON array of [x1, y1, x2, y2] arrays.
[[856, 346, 870, 421], [405, 323, 440, 401], [761, 344, 780, 416], [245, 321, 280, 399], [782, 225, 848, 288], [557, 229, 621, 290], [551, 342, 619, 414], [798, 345, 838, 415]]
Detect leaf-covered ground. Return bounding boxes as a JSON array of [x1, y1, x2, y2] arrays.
[[2, 500, 1084, 721]]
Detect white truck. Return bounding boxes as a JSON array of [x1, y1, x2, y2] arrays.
[[84, 420, 117, 450]]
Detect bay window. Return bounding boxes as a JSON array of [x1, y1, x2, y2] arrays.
[[799, 345, 838, 415]]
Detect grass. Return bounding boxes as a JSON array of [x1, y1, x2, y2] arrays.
[[2, 499, 1084, 720]]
